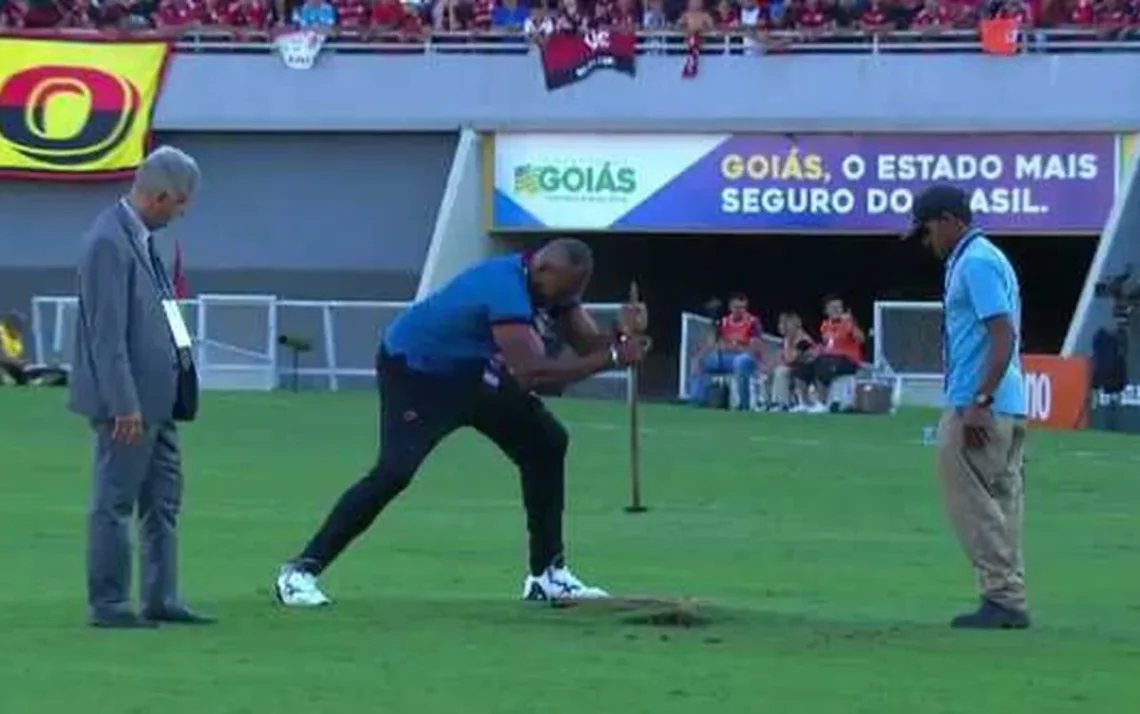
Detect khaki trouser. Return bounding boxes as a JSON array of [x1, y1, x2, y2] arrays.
[[769, 364, 793, 406], [937, 409, 1028, 612]]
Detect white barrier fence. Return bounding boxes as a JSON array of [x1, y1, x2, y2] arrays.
[[31, 294, 628, 393]]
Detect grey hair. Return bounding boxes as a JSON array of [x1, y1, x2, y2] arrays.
[[132, 145, 200, 198]]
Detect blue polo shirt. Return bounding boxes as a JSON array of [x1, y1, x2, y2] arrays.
[[943, 229, 1025, 416], [383, 254, 535, 375]]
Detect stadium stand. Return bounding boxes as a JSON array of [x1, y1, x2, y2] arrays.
[[0, 0, 1137, 49]]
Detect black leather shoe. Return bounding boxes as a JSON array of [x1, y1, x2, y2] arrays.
[[951, 599, 1030, 630], [90, 611, 159, 629], [143, 606, 217, 625]]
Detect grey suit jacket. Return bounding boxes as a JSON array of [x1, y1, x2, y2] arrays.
[[68, 203, 180, 425]]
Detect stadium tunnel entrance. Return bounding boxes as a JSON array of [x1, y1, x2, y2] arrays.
[[500, 233, 1096, 398]]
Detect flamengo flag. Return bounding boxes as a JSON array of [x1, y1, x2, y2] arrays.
[[980, 18, 1020, 55], [541, 30, 636, 91], [172, 239, 189, 299]]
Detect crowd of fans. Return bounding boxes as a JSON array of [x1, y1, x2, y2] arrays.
[[0, 0, 1137, 36]]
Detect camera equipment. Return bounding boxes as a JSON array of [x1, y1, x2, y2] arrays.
[[1090, 265, 1140, 398]]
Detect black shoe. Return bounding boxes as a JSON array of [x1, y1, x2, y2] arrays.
[[142, 605, 217, 625], [951, 599, 1030, 630], [90, 611, 159, 629]]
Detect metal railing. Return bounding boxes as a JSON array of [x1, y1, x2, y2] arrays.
[[4, 26, 1140, 54]]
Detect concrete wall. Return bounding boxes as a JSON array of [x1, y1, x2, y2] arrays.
[[153, 53, 1140, 132], [0, 131, 457, 314]]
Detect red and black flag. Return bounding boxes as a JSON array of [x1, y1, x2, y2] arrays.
[[540, 30, 636, 91]]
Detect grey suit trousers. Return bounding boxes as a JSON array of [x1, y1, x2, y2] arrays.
[[87, 421, 182, 616]]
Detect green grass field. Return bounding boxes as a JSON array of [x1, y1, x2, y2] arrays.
[[1, 390, 1139, 713]]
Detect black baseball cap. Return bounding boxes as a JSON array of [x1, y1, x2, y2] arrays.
[[902, 184, 972, 242]]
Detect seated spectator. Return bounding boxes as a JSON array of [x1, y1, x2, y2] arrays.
[[860, 0, 894, 31], [554, 0, 590, 33], [679, 0, 714, 32], [712, 0, 739, 28], [21, 0, 65, 28], [642, 0, 666, 28], [688, 293, 765, 410], [609, 0, 638, 28], [292, 0, 335, 29], [911, 0, 956, 30], [767, 311, 816, 411], [797, 294, 866, 413], [524, 1, 554, 40], [0, 312, 68, 387], [227, 0, 272, 29], [0, 0, 23, 28], [332, 0, 369, 31], [1068, 0, 1094, 25], [492, 0, 528, 30], [795, 0, 834, 34]]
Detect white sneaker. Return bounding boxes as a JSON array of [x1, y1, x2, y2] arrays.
[[522, 565, 610, 601], [808, 402, 829, 414], [275, 564, 332, 607]]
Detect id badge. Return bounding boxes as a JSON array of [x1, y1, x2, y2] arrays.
[[162, 299, 193, 349]]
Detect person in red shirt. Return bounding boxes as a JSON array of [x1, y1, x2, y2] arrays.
[[1069, 0, 1094, 25], [224, 0, 270, 29], [332, 0, 368, 30], [688, 293, 765, 410], [911, 0, 956, 30], [795, 0, 833, 33], [860, 0, 893, 31], [712, 0, 738, 29]]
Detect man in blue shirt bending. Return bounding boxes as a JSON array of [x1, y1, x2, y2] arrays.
[[275, 239, 647, 607], [905, 184, 1030, 630]]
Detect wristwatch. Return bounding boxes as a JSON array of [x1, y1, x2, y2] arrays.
[[973, 393, 994, 408]]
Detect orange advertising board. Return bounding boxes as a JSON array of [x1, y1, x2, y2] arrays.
[[1021, 354, 1090, 429]]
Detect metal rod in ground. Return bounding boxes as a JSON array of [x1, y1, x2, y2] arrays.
[[625, 280, 647, 513]]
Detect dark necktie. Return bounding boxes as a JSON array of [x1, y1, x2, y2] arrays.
[[147, 238, 172, 297]]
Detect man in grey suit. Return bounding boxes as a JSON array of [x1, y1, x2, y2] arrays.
[[70, 146, 215, 629]]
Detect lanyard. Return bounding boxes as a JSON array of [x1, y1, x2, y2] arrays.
[[942, 229, 982, 389]]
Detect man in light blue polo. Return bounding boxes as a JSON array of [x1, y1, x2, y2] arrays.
[[906, 184, 1029, 630]]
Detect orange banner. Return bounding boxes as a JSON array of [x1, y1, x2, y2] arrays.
[[1022, 354, 1090, 429]]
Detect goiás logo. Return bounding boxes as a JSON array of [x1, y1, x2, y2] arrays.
[[0, 39, 170, 179], [0, 66, 140, 167], [512, 160, 638, 204]]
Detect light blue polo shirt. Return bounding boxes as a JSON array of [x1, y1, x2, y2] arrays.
[[943, 229, 1026, 416], [383, 254, 535, 375]]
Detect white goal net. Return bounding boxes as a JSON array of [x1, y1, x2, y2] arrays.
[[872, 300, 943, 381]]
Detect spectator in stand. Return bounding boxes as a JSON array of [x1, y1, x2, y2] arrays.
[[860, 0, 894, 31], [1068, 0, 1094, 25], [767, 311, 817, 412], [195, 0, 230, 26], [1096, 0, 1135, 34], [332, 0, 369, 32], [492, 0, 529, 31], [737, 0, 773, 53], [374, 0, 408, 29], [609, 0, 639, 30], [688, 293, 765, 411], [795, 0, 834, 34], [21, 0, 65, 27], [227, 0, 271, 29], [997, 0, 1030, 23], [292, 0, 335, 29], [829, 0, 860, 28], [0, 0, 22, 28], [713, 0, 738, 28], [679, 0, 714, 31], [911, 0, 957, 31], [642, 0, 667, 29], [524, 1, 554, 40], [555, 0, 590, 32]]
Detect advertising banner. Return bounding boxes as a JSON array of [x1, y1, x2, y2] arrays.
[[492, 133, 1117, 233], [1022, 354, 1090, 429], [0, 36, 171, 180]]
